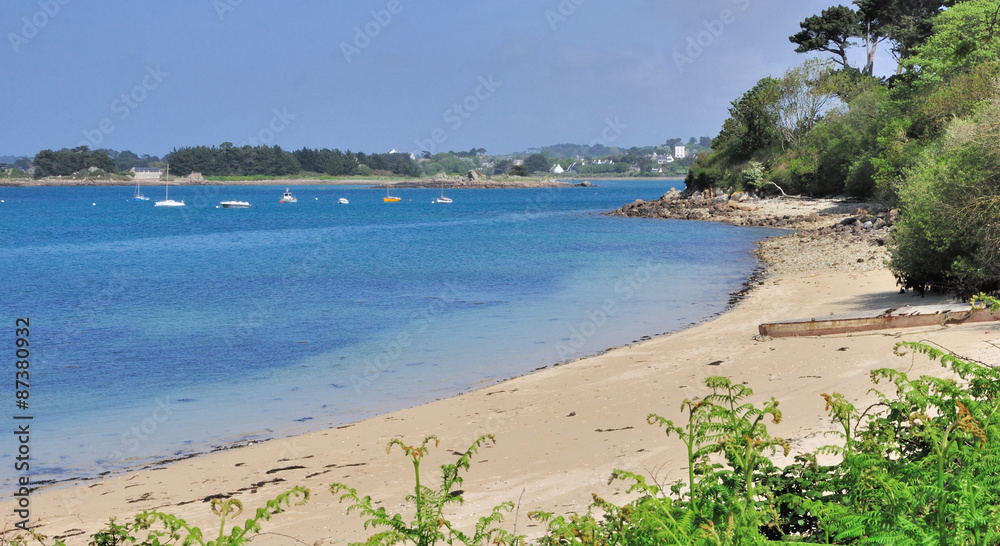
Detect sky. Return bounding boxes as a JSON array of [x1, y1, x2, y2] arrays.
[[0, 0, 896, 158]]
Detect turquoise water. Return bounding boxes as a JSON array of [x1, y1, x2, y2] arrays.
[[0, 180, 781, 491]]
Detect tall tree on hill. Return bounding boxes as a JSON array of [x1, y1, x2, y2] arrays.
[[790, 5, 860, 71], [793, 1, 962, 76]]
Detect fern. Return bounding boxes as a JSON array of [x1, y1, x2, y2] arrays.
[[331, 435, 521, 546]]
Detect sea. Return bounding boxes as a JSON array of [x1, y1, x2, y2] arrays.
[[0, 180, 783, 493]]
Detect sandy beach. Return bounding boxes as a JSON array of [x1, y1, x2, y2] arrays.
[[7, 198, 1000, 544]]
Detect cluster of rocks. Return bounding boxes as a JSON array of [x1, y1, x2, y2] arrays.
[[609, 188, 899, 273], [611, 188, 814, 228]]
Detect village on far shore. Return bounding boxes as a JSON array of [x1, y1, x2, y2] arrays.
[[0, 139, 705, 186]]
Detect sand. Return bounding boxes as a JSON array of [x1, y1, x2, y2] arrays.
[[6, 199, 1000, 544]]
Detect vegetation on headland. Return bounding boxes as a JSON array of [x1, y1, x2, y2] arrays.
[[8, 138, 707, 184], [686, 0, 1000, 298], [5, 301, 1000, 544]]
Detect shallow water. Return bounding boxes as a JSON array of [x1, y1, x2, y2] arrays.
[[0, 180, 781, 491]]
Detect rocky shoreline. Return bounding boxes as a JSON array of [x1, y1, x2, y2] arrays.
[[609, 187, 899, 275]]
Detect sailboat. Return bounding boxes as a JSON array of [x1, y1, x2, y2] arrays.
[[435, 182, 452, 204], [154, 165, 185, 207], [383, 183, 401, 203], [133, 179, 149, 201]]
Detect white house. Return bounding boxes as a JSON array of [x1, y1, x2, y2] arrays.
[[550, 164, 565, 174], [131, 167, 162, 180], [388, 149, 418, 161], [674, 146, 687, 159]]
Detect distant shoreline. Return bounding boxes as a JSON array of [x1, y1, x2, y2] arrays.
[[0, 175, 685, 188]]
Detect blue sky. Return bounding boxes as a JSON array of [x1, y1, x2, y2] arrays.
[[1, 0, 893, 158]]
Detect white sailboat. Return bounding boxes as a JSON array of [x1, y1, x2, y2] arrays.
[[436, 182, 452, 204], [133, 180, 149, 201], [154, 165, 185, 207]]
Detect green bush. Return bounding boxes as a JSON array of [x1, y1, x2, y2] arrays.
[[890, 96, 1000, 297]]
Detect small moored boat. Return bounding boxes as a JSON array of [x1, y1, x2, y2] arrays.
[[436, 183, 452, 203], [280, 188, 297, 203], [220, 201, 252, 208], [154, 181, 184, 207], [338, 197, 349, 205]]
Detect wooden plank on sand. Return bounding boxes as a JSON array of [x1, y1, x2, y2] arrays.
[[759, 304, 1000, 338]]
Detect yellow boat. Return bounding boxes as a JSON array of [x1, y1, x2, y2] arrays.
[[384, 184, 401, 202]]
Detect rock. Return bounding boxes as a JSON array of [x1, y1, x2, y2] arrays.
[[579, 180, 591, 187], [467, 170, 480, 181], [661, 189, 683, 201]]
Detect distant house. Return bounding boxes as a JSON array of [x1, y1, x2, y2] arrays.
[[673, 146, 687, 159], [648, 153, 675, 165], [513, 159, 525, 166], [550, 164, 565, 174], [131, 167, 162, 180], [388, 149, 418, 161]]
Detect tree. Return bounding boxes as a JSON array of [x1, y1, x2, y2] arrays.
[[853, 0, 892, 75], [715, 76, 783, 163], [775, 59, 841, 149], [891, 88, 1000, 296], [903, 0, 1000, 86], [866, 0, 959, 69], [493, 159, 512, 175], [790, 5, 860, 70], [524, 153, 550, 173], [87, 150, 118, 173]]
